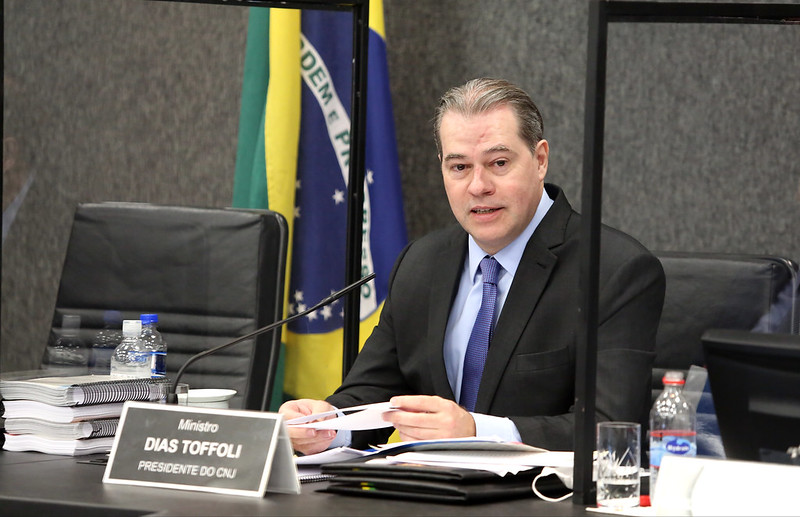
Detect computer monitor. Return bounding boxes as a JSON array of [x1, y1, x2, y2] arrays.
[[702, 328, 800, 463]]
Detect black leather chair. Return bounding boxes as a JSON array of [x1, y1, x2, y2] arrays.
[[653, 251, 799, 395], [649, 251, 798, 458], [45, 202, 288, 411]]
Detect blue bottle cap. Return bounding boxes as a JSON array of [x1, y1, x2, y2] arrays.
[[140, 313, 158, 324]]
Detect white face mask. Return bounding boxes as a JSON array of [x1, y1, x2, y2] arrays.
[[531, 462, 599, 502]]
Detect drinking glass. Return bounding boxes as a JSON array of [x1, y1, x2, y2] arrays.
[[596, 421, 641, 509]]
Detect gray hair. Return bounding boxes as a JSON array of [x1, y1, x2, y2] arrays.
[[433, 77, 544, 157]]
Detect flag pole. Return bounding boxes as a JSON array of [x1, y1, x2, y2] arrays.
[[342, 0, 370, 378]]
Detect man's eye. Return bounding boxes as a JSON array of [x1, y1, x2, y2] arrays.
[[494, 159, 507, 167], [453, 164, 467, 172]]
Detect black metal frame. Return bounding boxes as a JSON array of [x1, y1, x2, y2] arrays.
[[153, 0, 370, 379], [576, 0, 800, 506]]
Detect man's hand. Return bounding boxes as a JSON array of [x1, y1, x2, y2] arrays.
[[278, 399, 337, 455], [383, 395, 476, 442]]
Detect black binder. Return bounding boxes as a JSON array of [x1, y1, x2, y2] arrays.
[[320, 460, 569, 504]]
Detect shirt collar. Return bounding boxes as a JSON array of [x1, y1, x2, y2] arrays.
[[467, 187, 554, 280]]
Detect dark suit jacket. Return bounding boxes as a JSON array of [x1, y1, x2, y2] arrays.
[[328, 184, 665, 450]]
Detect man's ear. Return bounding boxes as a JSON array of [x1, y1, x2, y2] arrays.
[[535, 139, 549, 180]]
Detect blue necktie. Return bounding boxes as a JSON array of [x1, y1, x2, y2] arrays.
[[460, 256, 500, 412]]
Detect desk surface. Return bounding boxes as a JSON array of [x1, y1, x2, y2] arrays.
[[0, 450, 590, 516]]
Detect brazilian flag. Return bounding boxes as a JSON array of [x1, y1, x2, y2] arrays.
[[233, 2, 407, 409]]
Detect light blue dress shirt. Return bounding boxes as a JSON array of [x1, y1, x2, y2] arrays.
[[443, 188, 554, 442], [330, 188, 554, 448]]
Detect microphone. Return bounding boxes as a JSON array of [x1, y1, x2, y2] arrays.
[[166, 272, 376, 404]]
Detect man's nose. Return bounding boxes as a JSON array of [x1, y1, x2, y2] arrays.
[[468, 166, 493, 195]]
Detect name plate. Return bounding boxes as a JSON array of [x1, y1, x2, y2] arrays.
[[103, 401, 300, 497]]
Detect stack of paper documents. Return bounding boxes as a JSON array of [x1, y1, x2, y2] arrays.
[[0, 373, 169, 456]]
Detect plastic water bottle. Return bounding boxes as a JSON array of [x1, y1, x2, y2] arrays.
[[42, 314, 90, 373], [110, 319, 150, 378], [90, 310, 123, 374], [649, 370, 697, 502], [140, 313, 166, 378]]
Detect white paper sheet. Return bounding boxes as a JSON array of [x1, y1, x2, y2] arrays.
[[294, 446, 371, 465], [375, 455, 534, 476], [387, 449, 575, 468], [284, 401, 397, 430]]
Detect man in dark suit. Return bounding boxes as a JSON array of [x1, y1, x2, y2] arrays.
[[280, 78, 665, 454]]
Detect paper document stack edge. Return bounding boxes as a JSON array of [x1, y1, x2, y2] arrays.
[[1, 373, 170, 456]]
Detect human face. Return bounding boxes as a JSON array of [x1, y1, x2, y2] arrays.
[[439, 105, 548, 255]]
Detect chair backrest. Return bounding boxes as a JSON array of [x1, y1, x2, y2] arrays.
[[652, 251, 799, 399], [646, 252, 798, 459], [46, 202, 288, 411]]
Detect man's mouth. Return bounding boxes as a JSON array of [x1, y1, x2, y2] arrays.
[[472, 208, 498, 214]]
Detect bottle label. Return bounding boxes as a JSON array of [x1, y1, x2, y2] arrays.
[[150, 351, 167, 377], [128, 350, 150, 364], [664, 437, 694, 455], [650, 431, 697, 469]]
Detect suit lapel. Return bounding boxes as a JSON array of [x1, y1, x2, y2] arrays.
[[475, 186, 574, 412], [426, 230, 467, 400]]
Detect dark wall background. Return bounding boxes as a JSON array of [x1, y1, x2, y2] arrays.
[[3, 0, 799, 373]]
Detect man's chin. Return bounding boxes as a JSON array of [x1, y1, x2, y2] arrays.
[[469, 233, 507, 256]]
